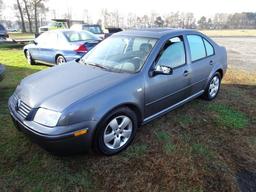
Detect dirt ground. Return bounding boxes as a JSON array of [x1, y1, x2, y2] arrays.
[[213, 37, 256, 73]]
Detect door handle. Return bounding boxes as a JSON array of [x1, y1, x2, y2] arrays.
[[209, 60, 214, 65], [183, 70, 189, 76]]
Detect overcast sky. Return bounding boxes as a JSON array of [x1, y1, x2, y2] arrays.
[[2, 0, 256, 21]]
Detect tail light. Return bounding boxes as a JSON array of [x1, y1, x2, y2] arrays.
[[75, 44, 88, 53]]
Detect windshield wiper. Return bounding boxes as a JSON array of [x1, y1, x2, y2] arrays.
[[83, 61, 109, 70]]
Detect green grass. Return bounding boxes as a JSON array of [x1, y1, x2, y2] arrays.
[[123, 144, 148, 158], [208, 103, 249, 129], [192, 143, 214, 160], [155, 130, 171, 142], [155, 130, 176, 154]]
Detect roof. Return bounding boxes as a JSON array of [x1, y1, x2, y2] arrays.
[[115, 28, 198, 38]]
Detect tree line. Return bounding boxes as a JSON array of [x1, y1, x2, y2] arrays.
[[1, 1, 256, 32], [13, 0, 48, 33]]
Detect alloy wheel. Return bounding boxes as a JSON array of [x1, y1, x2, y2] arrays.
[[103, 115, 133, 150], [209, 76, 220, 98]]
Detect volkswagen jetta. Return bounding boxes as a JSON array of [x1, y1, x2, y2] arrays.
[[9, 28, 227, 155]]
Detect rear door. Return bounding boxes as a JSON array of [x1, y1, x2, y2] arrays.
[[144, 36, 191, 118], [39, 32, 58, 63], [186, 35, 215, 94]]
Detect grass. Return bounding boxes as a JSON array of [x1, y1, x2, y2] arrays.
[[123, 144, 148, 158], [208, 103, 249, 129], [155, 131, 176, 154], [0, 46, 256, 191], [192, 143, 214, 160]]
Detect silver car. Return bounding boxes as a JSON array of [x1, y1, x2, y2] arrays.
[[8, 29, 227, 155]]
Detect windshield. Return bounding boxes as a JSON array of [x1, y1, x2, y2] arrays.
[[63, 31, 99, 42], [81, 36, 157, 73]]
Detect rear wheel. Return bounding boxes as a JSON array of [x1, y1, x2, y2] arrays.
[[56, 55, 66, 65], [26, 50, 35, 65], [202, 72, 221, 100], [94, 107, 137, 155]]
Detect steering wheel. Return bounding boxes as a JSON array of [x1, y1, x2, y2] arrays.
[[129, 57, 142, 70]]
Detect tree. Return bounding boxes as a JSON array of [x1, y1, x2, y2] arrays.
[[32, 0, 45, 34], [23, 0, 32, 32], [16, 0, 26, 32], [154, 16, 164, 27], [198, 16, 207, 29]]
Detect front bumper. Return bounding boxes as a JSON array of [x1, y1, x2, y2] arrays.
[[8, 99, 97, 154]]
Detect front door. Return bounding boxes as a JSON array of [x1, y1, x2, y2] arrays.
[[144, 36, 191, 118]]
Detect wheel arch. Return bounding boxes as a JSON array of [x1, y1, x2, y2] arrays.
[[216, 68, 223, 79], [98, 103, 143, 127], [24, 49, 28, 58]]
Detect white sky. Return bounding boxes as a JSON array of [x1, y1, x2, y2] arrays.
[[2, 0, 256, 22]]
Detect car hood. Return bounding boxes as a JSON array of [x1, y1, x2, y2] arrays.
[[15, 61, 132, 111]]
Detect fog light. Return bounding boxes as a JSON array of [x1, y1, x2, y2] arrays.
[[74, 129, 88, 137]]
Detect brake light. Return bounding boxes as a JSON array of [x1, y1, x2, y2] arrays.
[[75, 44, 88, 53]]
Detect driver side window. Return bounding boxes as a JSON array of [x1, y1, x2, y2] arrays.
[[156, 36, 186, 68]]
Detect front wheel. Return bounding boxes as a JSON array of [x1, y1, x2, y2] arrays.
[[94, 107, 138, 155], [202, 72, 221, 100]]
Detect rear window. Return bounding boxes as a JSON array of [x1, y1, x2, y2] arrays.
[[82, 26, 103, 34], [63, 31, 98, 42], [187, 35, 206, 62]]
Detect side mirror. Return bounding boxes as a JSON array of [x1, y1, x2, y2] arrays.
[[32, 40, 38, 45], [153, 65, 173, 76]]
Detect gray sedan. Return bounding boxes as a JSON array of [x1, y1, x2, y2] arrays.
[[8, 28, 227, 155]]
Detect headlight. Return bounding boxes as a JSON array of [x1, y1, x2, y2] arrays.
[[34, 108, 61, 127]]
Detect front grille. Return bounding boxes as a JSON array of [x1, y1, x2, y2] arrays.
[[13, 95, 32, 119]]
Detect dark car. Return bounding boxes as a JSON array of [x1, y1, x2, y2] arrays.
[[105, 27, 123, 38], [0, 24, 9, 40], [0, 64, 5, 80], [23, 29, 101, 65], [9, 28, 227, 155]]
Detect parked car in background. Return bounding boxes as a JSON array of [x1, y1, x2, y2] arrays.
[[0, 64, 5, 81], [105, 27, 123, 38], [39, 20, 68, 33], [9, 29, 227, 155], [0, 24, 9, 40], [71, 24, 105, 39], [24, 29, 101, 65]]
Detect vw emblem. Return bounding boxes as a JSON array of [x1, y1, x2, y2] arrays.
[[16, 99, 21, 111]]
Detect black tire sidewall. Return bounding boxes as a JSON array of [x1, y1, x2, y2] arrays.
[[95, 107, 138, 156], [26, 50, 34, 65]]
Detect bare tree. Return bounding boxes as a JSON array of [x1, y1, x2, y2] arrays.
[[16, 0, 26, 32], [23, 0, 32, 32]]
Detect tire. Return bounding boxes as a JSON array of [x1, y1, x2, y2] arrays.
[[202, 72, 221, 100], [56, 55, 66, 65], [94, 107, 138, 155], [26, 50, 35, 65]]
